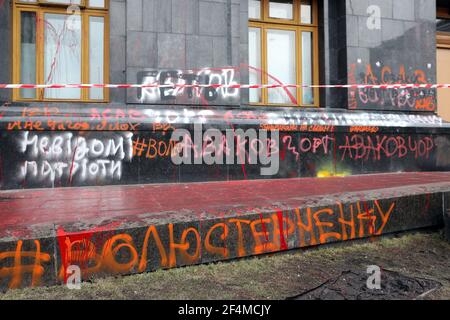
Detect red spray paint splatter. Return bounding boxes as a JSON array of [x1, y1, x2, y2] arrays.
[[56, 221, 122, 283], [277, 210, 288, 251]]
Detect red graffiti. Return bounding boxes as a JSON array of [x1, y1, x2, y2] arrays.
[[339, 135, 434, 161]]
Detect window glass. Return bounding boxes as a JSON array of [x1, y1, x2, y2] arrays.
[[42, 0, 82, 4], [20, 11, 36, 99], [89, 16, 104, 100], [267, 29, 296, 104], [89, 0, 105, 7], [249, 0, 261, 19], [44, 13, 82, 99], [269, 0, 293, 20], [300, 0, 312, 24], [301, 31, 314, 104], [249, 27, 262, 103]]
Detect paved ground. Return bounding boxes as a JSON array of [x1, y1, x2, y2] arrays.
[[1, 230, 448, 300]]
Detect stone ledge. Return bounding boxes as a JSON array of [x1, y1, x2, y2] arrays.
[[0, 172, 449, 291]]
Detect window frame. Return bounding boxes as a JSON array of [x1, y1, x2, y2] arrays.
[[437, 6, 450, 49], [248, 0, 319, 107], [12, 0, 110, 103]]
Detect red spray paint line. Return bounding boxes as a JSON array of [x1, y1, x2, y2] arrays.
[[68, 137, 80, 186], [57, 227, 97, 284], [332, 132, 337, 175], [242, 64, 298, 104], [277, 210, 288, 251], [280, 134, 286, 161], [256, 209, 269, 253]]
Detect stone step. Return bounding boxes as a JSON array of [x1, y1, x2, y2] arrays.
[[0, 172, 449, 291]]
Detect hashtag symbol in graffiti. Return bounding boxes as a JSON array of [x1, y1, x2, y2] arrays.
[[132, 138, 148, 157], [0, 240, 51, 289]]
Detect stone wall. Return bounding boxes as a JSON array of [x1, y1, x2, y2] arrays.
[[344, 0, 437, 112]]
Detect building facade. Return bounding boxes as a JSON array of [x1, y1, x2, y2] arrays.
[[0, 0, 449, 190]]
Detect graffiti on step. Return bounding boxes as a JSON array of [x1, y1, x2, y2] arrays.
[[0, 199, 398, 289], [0, 240, 51, 289], [1, 105, 446, 131]]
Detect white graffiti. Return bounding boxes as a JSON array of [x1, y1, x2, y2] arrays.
[[138, 68, 239, 103], [17, 132, 133, 184], [136, 108, 445, 128]]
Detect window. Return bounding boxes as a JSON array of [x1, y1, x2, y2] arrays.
[[12, 0, 109, 102], [436, 6, 450, 122], [248, 0, 319, 107], [437, 6, 450, 48]]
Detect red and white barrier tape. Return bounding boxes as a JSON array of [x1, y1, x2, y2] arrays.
[[0, 83, 449, 89]]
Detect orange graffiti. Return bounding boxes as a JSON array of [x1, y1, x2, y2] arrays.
[[338, 203, 356, 241], [250, 218, 273, 254], [153, 123, 175, 132], [260, 124, 300, 132], [349, 126, 380, 133], [0, 240, 51, 289], [295, 207, 318, 247], [415, 97, 436, 111], [205, 223, 229, 258], [374, 201, 395, 235], [1, 200, 397, 289], [139, 225, 169, 272], [101, 234, 139, 273], [313, 208, 342, 244], [168, 225, 201, 267], [307, 125, 335, 133], [365, 64, 378, 84], [133, 137, 179, 159]]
